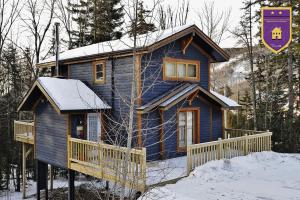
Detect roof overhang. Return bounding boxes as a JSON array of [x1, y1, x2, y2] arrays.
[[137, 84, 241, 114], [18, 77, 111, 114], [36, 25, 229, 68]]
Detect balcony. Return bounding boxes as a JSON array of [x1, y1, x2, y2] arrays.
[[14, 120, 35, 144]]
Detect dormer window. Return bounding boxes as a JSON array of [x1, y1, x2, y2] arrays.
[[93, 61, 106, 84], [163, 57, 200, 81]]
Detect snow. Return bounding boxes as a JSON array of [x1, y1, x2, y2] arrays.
[[160, 85, 197, 107], [140, 152, 300, 200], [1, 178, 88, 200], [147, 156, 187, 186], [210, 90, 241, 108], [38, 77, 111, 111], [39, 24, 194, 64]]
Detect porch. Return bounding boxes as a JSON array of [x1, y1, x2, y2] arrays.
[[14, 120, 272, 192]]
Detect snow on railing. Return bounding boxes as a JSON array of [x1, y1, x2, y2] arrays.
[[187, 131, 272, 174]]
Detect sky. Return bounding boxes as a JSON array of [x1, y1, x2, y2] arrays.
[[154, 0, 257, 48]]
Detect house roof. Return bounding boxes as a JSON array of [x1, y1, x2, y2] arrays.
[[37, 24, 230, 67], [137, 84, 241, 114], [18, 77, 111, 113]]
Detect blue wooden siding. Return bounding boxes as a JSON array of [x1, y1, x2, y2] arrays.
[[35, 101, 68, 168], [212, 107, 223, 141], [69, 61, 112, 106], [141, 40, 209, 105]]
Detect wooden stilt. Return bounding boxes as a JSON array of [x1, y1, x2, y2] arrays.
[[49, 166, 53, 191], [68, 169, 75, 200], [36, 160, 40, 200], [22, 143, 26, 199]]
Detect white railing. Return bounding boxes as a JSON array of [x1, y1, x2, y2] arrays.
[[187, 132, 272, 173]]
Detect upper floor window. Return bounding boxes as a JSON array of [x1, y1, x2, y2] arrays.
[[163, 57, 200, 81], [93, 61, 106, 84]]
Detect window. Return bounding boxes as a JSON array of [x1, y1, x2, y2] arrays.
[[177, 108, 199, 151], [87, 113, 101, 142], [163, 57, 200, 81], [93, 61, 106, 84]]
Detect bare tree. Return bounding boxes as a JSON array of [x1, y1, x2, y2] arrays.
[[158, 0, 190, 30], [196, 0, 231, 45], [21, 0, 56, 66], [56, 0, 73, 50], [0, 0, 21, 58], [232, 0, 257, 130]]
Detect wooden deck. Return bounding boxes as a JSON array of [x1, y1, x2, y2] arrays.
[[68, 137, 147, 192], [14, 120, 35, 144]]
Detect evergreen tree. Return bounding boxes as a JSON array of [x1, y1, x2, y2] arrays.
[[69, 0, 124, 47], [129, 1, 156, 36], [91, 0, 124, 42], [68, 0, 93, 47]]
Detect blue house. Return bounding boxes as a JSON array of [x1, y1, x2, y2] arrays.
[[15, 24, 240, 198]]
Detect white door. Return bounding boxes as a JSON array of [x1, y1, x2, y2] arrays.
[[87, 113, 101, 142]]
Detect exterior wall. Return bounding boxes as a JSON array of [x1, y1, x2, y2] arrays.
[[69, 57, 134, 144], [35, 100, 68, 168], [143, 98, 223, 161], [141, 40, 209, 105], [69, 61, 112, 106]]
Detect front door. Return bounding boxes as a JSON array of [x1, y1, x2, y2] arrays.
[[87, 113, 101, 142], [178, 109, 199, 151]]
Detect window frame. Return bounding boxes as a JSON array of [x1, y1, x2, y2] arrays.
[[93, 60, 106, 84], [176, 107, 200, 152], [163, 57, 200, 81]]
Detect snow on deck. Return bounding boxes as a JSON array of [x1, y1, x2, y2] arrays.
[[140, 152, 300, 200], [38, 77, 111, 111]]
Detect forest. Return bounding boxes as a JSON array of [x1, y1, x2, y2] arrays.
[[0, 0, 299, 198]]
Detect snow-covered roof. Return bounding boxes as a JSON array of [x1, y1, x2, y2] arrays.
[[39, 24, 193, 64], [18, 77, 111, 112], [38, 24, 229, 66], [137, 84, 240, 113], [210, 90, 241, 108]]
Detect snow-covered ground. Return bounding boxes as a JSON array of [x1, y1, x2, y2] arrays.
[[140, 152, 300, 200], [147, 156, 187, 185]]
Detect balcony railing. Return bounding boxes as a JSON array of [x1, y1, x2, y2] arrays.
[[224, 128, 269, 139], [68, 137, 147, 192], [14, 120, 35, 144]]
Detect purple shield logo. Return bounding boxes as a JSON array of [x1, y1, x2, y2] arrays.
[[261, 7, 292, 54]]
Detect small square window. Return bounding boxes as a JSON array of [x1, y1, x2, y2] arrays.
[[94, 62, 105, 83]]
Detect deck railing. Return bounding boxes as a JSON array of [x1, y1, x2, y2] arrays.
[[68, 137, 147, 192], [14, 120, 35, 144], [224, 128, 268, 139], [187, 131, 272, 173]]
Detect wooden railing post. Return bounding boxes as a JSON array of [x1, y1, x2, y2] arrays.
[[187, 145, 191, 175], [244, 134, 248, 155], [218, 138, 223, 160]]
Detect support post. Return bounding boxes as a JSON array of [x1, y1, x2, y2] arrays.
[[244, 134, 248, 155], [68, 169, 75, 200], [49, 166, 53, 191], [22, 143, 26, 199], [218, 138, 223, 160]]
